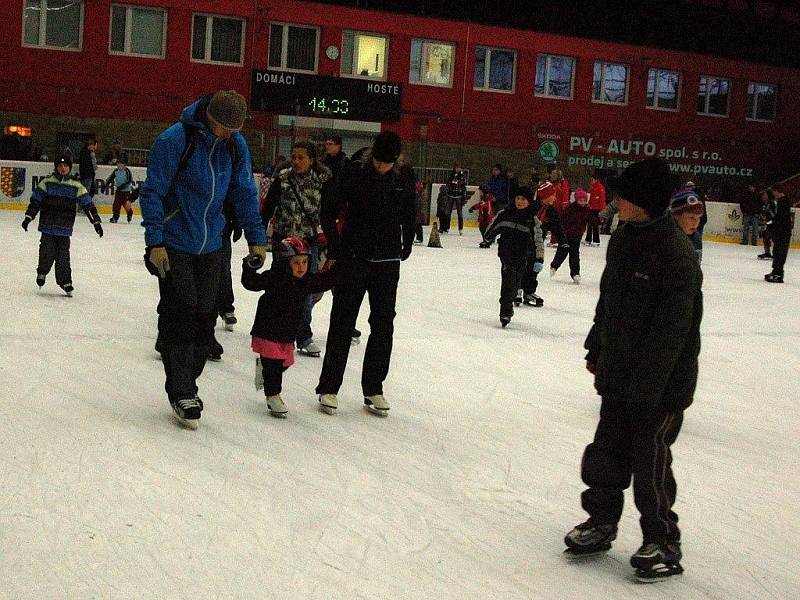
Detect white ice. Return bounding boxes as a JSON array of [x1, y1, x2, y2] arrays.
[[1, 209, 798, 599]]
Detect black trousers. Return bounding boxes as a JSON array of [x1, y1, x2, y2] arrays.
[[157, 249, 223, 402], [580, 398, 684, 544], [37, 233, 71, 286], [448, 198, 464, 231], [585, 210, 601, 244], [216, 234, 235, 315], [522, 255, 541, 295], [260, 356, 288, 396], [414, 223, 424, 242], [500, 257, 525, 312], [316, 260, 400, 396], [551, 237, 581, 277], [771, 233, 791, 276]]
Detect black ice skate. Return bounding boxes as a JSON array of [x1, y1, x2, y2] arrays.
[[630, 542, 683, 582], [514, 289, 523, 307], [351, 328, 362, 345], [170, 396, 203, 429], [36, 274, 45, 288], [208, 337, 223, 361], [523, 293, 543, 307], [61, 284, 74, 297], [765, 273, 784, 283], [563, 521, 617, 557], [757, 252, 773, 260], [221, 311, 237, 331]]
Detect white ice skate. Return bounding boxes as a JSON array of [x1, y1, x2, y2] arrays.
[[298, 340, 321, 357], [572, 274, 581, 285], [364, 394, 390, 416], [266, 394, 288, 418], [319, 393, 337, 415]]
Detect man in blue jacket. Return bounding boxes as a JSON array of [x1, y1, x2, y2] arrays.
[[140, 90, 267, 426]]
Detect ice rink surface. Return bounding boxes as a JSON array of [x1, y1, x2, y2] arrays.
[[1, 209, 798, 599]]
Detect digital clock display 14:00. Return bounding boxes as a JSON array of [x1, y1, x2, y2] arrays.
[[307, 97, 350, 115]]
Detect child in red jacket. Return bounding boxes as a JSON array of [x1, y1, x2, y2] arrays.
[[550, 188, 592, 284], [470, 184, 496, 241]]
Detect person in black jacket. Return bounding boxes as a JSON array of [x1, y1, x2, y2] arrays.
[[323, 134, 349, 180], [481, 185, 544, 326], [78, 138, 98, 197], [315, 131, 415, 416], [564, 159, 703, 582], [243, 237, 346, 417], [739, 182, 762, 245], [765, 183, 796, 283]]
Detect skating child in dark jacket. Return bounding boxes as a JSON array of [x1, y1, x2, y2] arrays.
[[481, 186, 544, 327], [550, 187, 592, 283], [21, 155, 104, 296], [242, 237, 346, 417]]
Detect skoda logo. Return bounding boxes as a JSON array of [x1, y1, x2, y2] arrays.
[[538, 141, 559, 162]]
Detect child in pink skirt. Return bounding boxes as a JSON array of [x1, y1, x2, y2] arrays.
[[242, 237, 346, 417]]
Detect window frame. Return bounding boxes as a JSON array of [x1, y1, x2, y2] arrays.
[[591, 60, 629, 106], [646, 67, 682, 112], [534, 53, 576, 100], [340, 30, 389, 81], [409, 38, 456, 88], [697, 75, 731, 118], [22, 0, 85, 52], [473, 45, 517, 94], [746, 81, 778, 122], [267, 22, 320, 74], [190, 12, 246, 67], [108, 3, 167, 59]]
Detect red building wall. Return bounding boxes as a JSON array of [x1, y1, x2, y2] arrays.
[[1, 0, 798, 178]]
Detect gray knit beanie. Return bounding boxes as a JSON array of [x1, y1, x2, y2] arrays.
[[207, 90, 248, 130]]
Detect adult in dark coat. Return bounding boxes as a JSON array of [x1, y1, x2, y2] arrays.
[[323, 134, 349, 180], [739, 182, 762, 245], [315, 131, 416, 415], [78, 138, 98, 196], [565, 158, 703, 581], [765, 182, 796, 283]]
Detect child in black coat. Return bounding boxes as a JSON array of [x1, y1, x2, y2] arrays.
[[242, 237, 346, 416], [481, 186, 544, 327]]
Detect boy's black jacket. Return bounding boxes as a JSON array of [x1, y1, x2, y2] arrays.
[[584, 213, 703, 412], [242, 260, 345, 343], [483, 204, 541, 262]]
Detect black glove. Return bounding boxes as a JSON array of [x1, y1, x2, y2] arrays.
[[232, 226, 243, 242], [479, 241, 491, 248], [94, 222, 104, 237], [21, 216, 31, 231], [400, 246, 412, 261]]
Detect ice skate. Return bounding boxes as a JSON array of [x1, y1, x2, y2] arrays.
[[36, 274, 45, 288], [514, 289, 523, 307], [563, 520, 617, 558], [221, 311, 237, 331], [351, 328, 362, 345], [170, 396, 203, 429], [319, 393, 337, 415], [758, 252, 773, 260], [765, 273, 784, 283], [208, 337, 223, 361], [298, 340, 321, 357], [572, 274, 581, 284], [61, 284, 73, 297], [266, 394, 288, 417], [500, 315, 511, 328], [631, 542, 683, 582], [500, 305, 513, 328], [364, 393, 390, 416], [523, 293, 543, 307]]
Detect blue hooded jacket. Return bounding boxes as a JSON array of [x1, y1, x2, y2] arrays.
[[140, 97, 266, 254]]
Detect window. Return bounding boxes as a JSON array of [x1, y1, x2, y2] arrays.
[[410, 39, 455, 87], [535, 54, 575, 99], [474, 47, 516, 93], [747, 82, 777, 121], [23, 0, 83, 50], [341, 31, 388, 79], [647, 68, 681, 111], [697, 76, 730, 116], [592, 61, 629, 104], [191, 13, 245, 65], [110, 5, 166, 58], [268, 23, 318, 73]]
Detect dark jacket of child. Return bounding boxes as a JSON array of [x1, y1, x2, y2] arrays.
[[24, 173, 101, 237], [584, 213, 703, 412], [560, 202, 593, 240], [482, 204, 544, 263], [242, 259, 345, 343]]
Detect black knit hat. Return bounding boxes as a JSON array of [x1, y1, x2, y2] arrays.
[[372, 131, 402, 163], [515, 185, 534, 202], [54, 155, 72, 169], [608, 158, 674, 217]]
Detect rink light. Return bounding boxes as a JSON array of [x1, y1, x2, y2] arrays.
[[4, 126, 32, 137]]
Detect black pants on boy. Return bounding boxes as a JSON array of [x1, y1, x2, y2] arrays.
[[762, 225, 773, 254], [585, 210, 601, 244], [580, 398, 684, 544], [37, 233, 72, 287], [500, 258, 525, 313], [521, 255, 541, 295], [316, 260, 399, 397], [771, 233, 791, 276], [216, 234, 235, 316], [157, 249, 223, 402], [551, 238, 581, 277], [260, 357, 288, 396]]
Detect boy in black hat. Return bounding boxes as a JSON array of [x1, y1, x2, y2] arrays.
[[563, 158, 703, 582], [764, 183, 795, 283], [21, 155, 104, 296], [481, 185, 544, 327]]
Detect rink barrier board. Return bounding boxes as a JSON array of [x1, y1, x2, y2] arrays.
[[3, 160, 798, 245]]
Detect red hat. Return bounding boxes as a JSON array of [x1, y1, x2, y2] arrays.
[[537, 180, 556, 200]]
